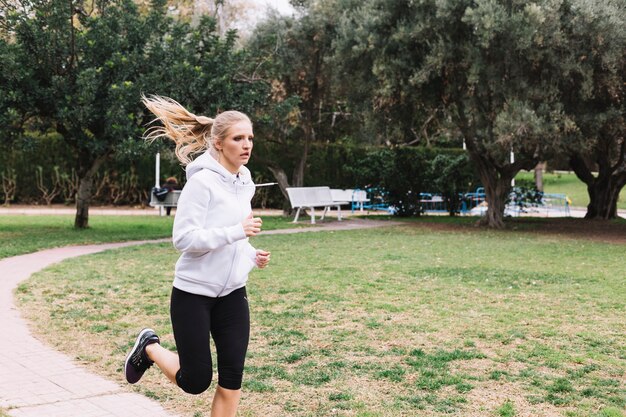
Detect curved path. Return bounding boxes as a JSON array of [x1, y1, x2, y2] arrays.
[[0, 219, 399, 417]]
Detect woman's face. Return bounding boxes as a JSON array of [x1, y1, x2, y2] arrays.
[[216, 120, 254, 174]]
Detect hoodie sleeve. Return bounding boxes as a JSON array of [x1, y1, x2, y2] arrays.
[[172, 174, 247, 252]]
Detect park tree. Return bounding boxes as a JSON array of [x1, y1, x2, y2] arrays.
[[245, 0, 350, 203], [335, 0, 576, 228], [0, 0, 265, 227], [0, 0, 170, 227], [333, 0, 451, 147], [559, 0, 625, 220]]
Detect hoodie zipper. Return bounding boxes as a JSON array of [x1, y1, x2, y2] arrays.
[[217, 177, 243, 297]]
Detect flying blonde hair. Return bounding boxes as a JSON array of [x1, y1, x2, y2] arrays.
[[142, 94, 251, 165]]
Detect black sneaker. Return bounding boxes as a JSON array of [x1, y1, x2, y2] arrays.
[[124, 328, 160, 384]]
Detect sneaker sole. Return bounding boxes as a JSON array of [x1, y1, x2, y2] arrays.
[[124, 328, 155, 384]]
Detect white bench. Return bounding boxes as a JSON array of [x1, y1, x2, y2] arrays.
[[286, 186, 349, 224], [330, 189, 370, 212], [149, 190, 181, 216]]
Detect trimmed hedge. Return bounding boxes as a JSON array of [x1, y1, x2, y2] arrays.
[[1, 136, 479, 213], [252, 144, 480, 214]]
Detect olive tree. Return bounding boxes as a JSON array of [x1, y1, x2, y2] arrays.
[[560, 0, 625, 219], [335, 0, 576, 228]]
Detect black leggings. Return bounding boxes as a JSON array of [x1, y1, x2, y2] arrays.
[[170, 286, 250, 393]]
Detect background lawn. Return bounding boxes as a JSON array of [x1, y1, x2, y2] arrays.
[[515, 171, 626, 210], [16, 224, 625, 417], [0, 214, 300, 259]]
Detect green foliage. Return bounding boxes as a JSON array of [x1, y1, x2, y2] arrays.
[[333, 0, 451, 145], [3, 0, 624, 222], [213, 147, 475, 213], [431, 153, 478, 215], [0, 0, 266, 222], [0, 138, 480, 209], [0, 131, 182, 205], [333, 0, 610, 226], [245, 7, 335, 189], [558, 0, 626, 219], [348, 147, 479, 216]]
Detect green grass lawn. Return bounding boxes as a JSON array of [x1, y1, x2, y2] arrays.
[[515, 171, 626, 210], [16, 224, 625, 417], [0, 214, 300, 260]]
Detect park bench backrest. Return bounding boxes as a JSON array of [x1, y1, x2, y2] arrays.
[[330, 189, 368, 203], [149, 190, 181, 207], [286, 186, 334, 209]]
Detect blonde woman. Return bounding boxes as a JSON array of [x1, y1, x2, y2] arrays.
[[124, 95, 270, 417]]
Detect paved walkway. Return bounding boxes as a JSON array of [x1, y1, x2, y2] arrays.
[[1, 204, 623, 219], [0, 219, 399, 417]]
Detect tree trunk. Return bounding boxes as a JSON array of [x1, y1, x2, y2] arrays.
[[267, 165, 290, 200], [477, 169, 511, 229], [292, 152, 306, 187], [584, 179, 621, 219], [570, 154, 625, 220], [74, 154, 109, 228], [464, 147, 513, 229], [455, 105, 511, 228], [267, 165, 292, 215], [293, 121, 313, 188], [75, 175, 94, 228], [534, 162, 545, 192]]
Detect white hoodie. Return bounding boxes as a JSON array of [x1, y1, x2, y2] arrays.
[[171, 152, 257, 297]]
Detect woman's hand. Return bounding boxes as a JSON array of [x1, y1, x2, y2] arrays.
[[255, 249, 271, 268], [242, 213, 263, 237]]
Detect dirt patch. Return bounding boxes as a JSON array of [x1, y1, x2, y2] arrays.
[[463, 380, 570, 417], [403, 217, 626, 245]]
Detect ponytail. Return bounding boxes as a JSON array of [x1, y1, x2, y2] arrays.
[[142, 94, 252, 166], [142, 95, 213, 165]]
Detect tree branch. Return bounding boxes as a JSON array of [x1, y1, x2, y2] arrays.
[[569, 153, 595, 186], [402, 112, 436, 146]]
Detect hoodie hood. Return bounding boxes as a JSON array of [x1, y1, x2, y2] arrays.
[[186, 152, 252, 185]]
